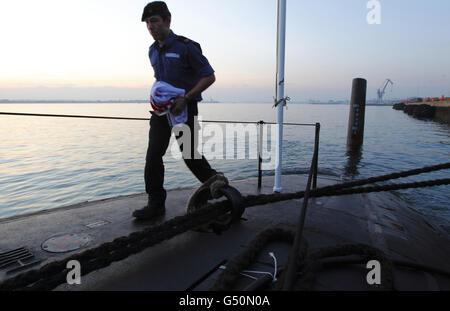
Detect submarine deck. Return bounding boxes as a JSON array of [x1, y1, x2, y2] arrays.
[[0, 174, 449, 291]]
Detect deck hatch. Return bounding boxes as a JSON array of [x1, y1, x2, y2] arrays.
[[42, 233, 91, 253]]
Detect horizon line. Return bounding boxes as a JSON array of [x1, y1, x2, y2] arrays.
[[0, 99, 399, 104]]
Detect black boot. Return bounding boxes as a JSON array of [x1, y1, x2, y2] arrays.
[[133, 193, 166, 220]]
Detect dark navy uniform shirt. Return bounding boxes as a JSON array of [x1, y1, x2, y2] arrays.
[[149, 30, 214, 115]]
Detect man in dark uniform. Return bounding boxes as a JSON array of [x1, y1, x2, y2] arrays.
[[133, 1, 219, 220]]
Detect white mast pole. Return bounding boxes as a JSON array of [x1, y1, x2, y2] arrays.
[[274, 0, 287, 193]]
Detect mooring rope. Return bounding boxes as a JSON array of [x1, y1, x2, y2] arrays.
[[209, 228, 395, 291], [210, 226, 450, 291], [0, 163, 448, 291]]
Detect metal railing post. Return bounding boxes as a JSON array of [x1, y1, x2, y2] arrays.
[[313, 123, 320, 189], [282, 142, 317, 290], [257, 121, 264, 190]]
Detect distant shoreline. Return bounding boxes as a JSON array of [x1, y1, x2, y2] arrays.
[[0, 100, 392, 106]]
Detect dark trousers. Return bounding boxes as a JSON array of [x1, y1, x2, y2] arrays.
[[144, 106, 217, 201]]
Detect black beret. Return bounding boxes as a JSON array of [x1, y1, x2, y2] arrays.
[[141, 1, 171, 21]]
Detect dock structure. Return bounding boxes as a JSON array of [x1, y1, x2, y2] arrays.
[[393, 100, 450, 123], [1, 174, 449, 291]]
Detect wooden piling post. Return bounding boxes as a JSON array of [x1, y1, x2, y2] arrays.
[[347, 78, 367, 150]]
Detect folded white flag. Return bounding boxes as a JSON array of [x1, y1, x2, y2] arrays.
[[150, 81, 188, 126]]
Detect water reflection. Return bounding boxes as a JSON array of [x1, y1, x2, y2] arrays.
[[344, 147, 363, 179]]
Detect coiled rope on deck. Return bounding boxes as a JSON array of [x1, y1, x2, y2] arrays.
[[0, 163, 449, 291], [209, 227, 396, 291], [211, 225, 450, 291]]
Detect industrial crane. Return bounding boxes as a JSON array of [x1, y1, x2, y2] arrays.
[[377, 79, 393, 105]]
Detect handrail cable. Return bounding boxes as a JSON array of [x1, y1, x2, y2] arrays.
[[0, 112, 316, 126]]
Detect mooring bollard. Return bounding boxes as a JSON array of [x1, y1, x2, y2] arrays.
[[347, 78, 367, 150]]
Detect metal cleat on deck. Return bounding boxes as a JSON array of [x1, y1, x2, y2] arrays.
[[186, 174, 244, 234]]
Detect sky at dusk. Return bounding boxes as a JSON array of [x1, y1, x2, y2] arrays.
[[0, 0, 449, 102]]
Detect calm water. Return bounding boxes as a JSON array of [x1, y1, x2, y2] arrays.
[[0, 103, 449, 231]]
